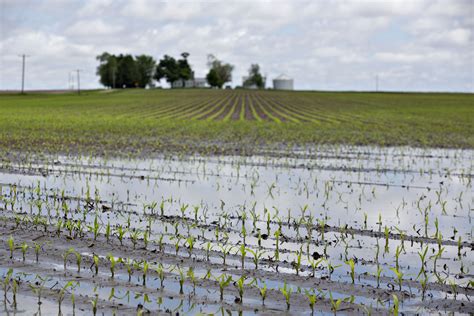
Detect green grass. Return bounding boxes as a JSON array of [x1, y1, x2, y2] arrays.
[[0, 89, 472, 156]]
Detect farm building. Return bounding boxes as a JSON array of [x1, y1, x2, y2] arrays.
[[273, 74, 294, 90], [171, 78, 207, 88], [242, 76, 266, 89]]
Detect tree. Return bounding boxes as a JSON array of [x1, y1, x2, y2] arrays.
[[154, 53, 193, 86], [244, 64, 265, 89], [96, 52, 118, 88], [116, 54, 139, 88], [135, 55, 156, 88], [96, 53, 142, 88], [178, 52, 193, 81], [206, 55, 234, 88]]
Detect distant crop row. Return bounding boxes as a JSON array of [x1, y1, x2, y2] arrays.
[[0, 89, 473, 154], [141, 91, 361, 123], [81, 90, 383, 124]]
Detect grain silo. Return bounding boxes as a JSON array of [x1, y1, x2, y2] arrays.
[[273, 74, 294, 90]]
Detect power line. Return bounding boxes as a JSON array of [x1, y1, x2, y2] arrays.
[[18, 54, 30, 94]]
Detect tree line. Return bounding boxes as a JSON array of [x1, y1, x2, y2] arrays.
[[96, 52, 264, 89]]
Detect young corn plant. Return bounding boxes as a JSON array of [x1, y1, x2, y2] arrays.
[[326, 260, 341, 281], [107, 254, 119, 278], [29, 274, 50, 306], [236, 276, 246, 304], [247, 248, 265, 270], [115, 225, 126, 246], [218, 244, 234, 266], [392, 294, 399, 316], [329, 291, 342, 316], [239, 244, 247, 269], [90, 215, 100, 241], [173, 235, 182, 256], [141, 260, 149, 286], [257, 281, 267, 305], [274, 228, 281, 261], [186, 236, 194, 258], [20, 242, 28, 262], [187, 267, 197, 294], [120, 258, 133, 282], [92, 254, 100, 275], [63, 248, 81, 273], [205, 241, 213, 261], [305, 289, 318, 315], [58, 281, 77, 313], [384, 226, 390, 253], [420, 275, 428, 299], [33, 242, 43, 263], [90, 293, 99, 316], [216, 274, 232, 301], [345, 259, 355, 284], [156, 263, 165, 289], [158, 234, 164, 253], [2, 268, 13, 304], [74, 251, 82, 273], [309, 257, 324, 277], [177, 265, 185, 294], [294, 247, 303, 276], [417, 245, 429, 279], [376, 265, 383, 288], [130, 229, 140, 249], [279, 281, 292, 310], [395, 245, 402, 270], [390, 267, 404, 291], [143, 230, 149, 250], [8, 235, 15, 259]]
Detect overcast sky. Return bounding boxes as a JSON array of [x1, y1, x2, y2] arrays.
[[1, 0, 473, 91]]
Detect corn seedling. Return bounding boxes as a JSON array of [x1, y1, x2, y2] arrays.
[[90, 293, 99, 316], [142, 260, 149, 286], [20, 242, 28, 262], [218, 244, 234, 266], [236, 275, 246, 303], [390, 267, 404, 291], [345, 259, 355, 284], [279, 281, 292, 310], [186, 236, 194, 258], [156, 263, 165, 288], [107, 253, 119, 278], [8, 235, 15, 259], [92, 254, 100, 275], [392, 294, 399, 316], [216, 274, 232, 300], [305, 289, 318, 315], [187, 267, 196, 294], [329, 291, 342, 315], [258, 281, 267, 305]]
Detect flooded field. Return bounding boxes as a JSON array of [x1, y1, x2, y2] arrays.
[[0, 146, 472, 315]]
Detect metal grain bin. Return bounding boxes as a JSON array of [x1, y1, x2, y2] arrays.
[[273, 74, 294, 90]]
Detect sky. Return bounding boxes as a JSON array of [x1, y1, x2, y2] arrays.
[[0, 0, 473, 92]]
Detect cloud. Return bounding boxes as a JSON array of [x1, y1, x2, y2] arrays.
[[0, 0, 472, 92], [65, 19, 121, 37]]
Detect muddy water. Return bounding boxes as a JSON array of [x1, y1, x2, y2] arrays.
[[0, 146, 472, 314]]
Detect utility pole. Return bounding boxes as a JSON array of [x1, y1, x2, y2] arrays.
[[375, 75, 379, 92], [76, 69, 81, 95], [112, 67, 116, 89], [18, 54, 29, 94]]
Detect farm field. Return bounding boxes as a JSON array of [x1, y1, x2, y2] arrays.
[[0, 89, 473, 155], [0, 147, 472, 314], [0, 90, 473, 315]]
